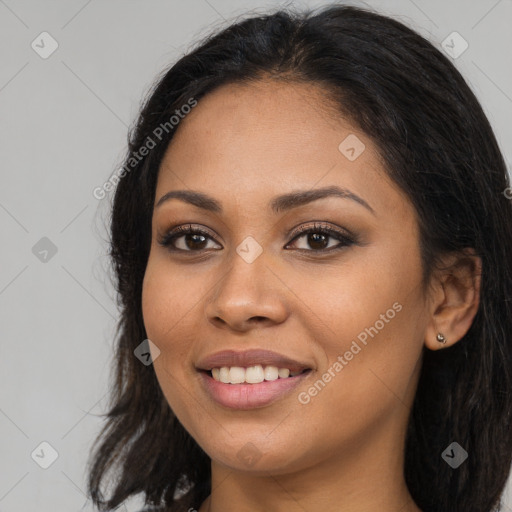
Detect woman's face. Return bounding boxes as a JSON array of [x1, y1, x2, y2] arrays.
[[142, 80, 430, 475]]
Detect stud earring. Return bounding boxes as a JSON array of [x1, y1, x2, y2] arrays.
[[436, 333, 447, 344]]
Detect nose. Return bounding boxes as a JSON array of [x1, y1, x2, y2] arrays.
[[204, 247, 289, 332]]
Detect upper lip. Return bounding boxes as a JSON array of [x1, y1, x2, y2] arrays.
[[196, 349, 312, 373]]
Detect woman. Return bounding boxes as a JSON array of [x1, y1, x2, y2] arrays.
[[87, 4, 512, 512]]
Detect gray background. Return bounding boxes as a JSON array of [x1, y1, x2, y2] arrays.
[[0, 0, 511, 510]]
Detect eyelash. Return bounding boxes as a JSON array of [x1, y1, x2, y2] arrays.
[[158, 222, 357, 254]]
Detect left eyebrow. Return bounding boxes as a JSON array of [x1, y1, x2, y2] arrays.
[[155, 185, 375, 216], [270, 185, 375, 215]]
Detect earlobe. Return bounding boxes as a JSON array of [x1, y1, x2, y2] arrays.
[[424, 249, 482, 350]]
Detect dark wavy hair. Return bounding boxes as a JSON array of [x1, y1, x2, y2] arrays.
[[87, 4, 512, 512]]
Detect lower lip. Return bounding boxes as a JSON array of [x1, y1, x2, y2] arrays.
[[198, 370, 312, 410]]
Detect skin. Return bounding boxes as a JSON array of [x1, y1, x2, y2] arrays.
[[141, 79, 481, 512]]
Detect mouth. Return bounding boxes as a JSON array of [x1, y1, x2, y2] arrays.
[[196, 348, 312, 374], [200, 365, 312, 384], [195, 348, 314, 409], [197, 366, 313, 410]]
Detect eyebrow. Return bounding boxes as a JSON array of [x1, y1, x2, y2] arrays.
[[155, 185, 375, 215]]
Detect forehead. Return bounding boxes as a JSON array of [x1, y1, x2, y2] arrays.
[[155, 80, 411, 222], [162, 79, 353, 164]]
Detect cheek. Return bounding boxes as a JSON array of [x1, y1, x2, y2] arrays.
[[287, 251, 408, 355], [141, 257, 201, 408], [142, 253, 205, 338], [290, 240, 425, 408]]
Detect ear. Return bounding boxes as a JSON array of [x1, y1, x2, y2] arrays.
[[424, 248, 482, 350]]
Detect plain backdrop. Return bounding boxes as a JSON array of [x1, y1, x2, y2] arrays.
[[0, 0, 511, 510]]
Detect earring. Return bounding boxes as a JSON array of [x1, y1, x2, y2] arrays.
[[436, 333, 447, 344]]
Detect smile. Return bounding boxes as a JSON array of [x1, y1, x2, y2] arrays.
[[198, 367, 312, 409], [211, 365, 305, 384]]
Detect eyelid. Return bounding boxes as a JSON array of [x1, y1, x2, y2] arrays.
[[157, 223, 220, 247], [287, 221, 356, 242], [284, 222, 356, 252], [158, 221, 357, 253]]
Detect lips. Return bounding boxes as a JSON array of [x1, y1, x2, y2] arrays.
[[195, 348, 312, 374]]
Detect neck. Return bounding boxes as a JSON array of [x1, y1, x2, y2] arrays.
[[199, 415, 422, 512]]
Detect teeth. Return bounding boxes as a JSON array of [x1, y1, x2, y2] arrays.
[[278, 368, 290, 378], [219, 367, 230, 382], [245, 365, 264, 383], [264, 365, 279, 381], [210, 365, 304, 384], [229, 366, 245, 384]]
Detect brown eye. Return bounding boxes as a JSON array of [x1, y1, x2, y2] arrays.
[[158, 222, 356, 254], [180, 233, 208, 250], [305, 232, 330, 250], [158, 225, 221, 252], [286, 223, 356, 252]]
